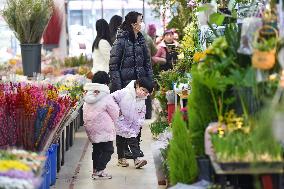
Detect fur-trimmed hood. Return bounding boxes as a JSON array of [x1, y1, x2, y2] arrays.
[[83, 83, 110, 104]]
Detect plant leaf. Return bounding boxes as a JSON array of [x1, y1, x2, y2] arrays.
[[209, 13, 225, 26], [196, 5, 209, 12]]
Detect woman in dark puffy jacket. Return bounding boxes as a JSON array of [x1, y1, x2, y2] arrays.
[[109, 11, 153, 92]]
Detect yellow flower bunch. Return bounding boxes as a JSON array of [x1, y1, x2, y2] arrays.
[[222, 110, 249, 134], [0, 160, 31, 172], [47, 89, 58, 100], [192, 47, 214, 63], [180, 23, 196, 52], [193, 51, 206, 63], [58, 85, 70, 92], [217, 126, 225, 137], [9, 59, 17, 65]]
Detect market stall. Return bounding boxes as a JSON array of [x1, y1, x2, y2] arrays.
[[0, 74, 87, 189], [149, 0, 284, 188]]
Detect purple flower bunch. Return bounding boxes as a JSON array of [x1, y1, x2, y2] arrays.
[[0, 170, 34, 180], [187, 0, 197, 8]]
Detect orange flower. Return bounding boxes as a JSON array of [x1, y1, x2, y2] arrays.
[[193, 52, 206, 62], [9, 59, 17, 65]]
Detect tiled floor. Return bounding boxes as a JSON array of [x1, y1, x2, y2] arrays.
[[53, 119, 166, 189]]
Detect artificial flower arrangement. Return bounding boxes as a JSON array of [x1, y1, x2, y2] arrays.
[[0, 149, 46, 189], [0, 82, 72, 151]]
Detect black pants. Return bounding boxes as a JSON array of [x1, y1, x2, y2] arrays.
[[125, 128, 142, 154], [116, 135, 140, 159], [92, 141, 114, 171]]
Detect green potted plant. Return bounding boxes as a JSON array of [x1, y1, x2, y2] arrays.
[[150, 119, 169, 139], [2, 0, 53, 76], [168, 111, 198, 185]]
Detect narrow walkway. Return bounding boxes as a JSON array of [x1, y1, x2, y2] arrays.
[[53, 119, 166, 189]]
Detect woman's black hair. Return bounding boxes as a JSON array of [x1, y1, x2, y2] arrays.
[[92, 71, 110, 85], [121, 11, 142, 42], [136, 77, 153, 93], [92, 19, 112, 52], [109, 15, 123, 43]]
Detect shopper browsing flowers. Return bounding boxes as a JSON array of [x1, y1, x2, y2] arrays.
[[83, 71, 120, 180], [111, 77, 153, 168]]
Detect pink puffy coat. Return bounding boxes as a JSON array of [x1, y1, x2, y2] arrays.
[[111, 81, 146, 138], [83, 83, 119, 143]]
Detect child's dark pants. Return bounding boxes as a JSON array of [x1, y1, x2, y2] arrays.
[[116, 135, 140, 159], [92, 141, 114, 171]]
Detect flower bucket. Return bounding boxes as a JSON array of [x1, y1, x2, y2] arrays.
[[252, 25, 278, 70]]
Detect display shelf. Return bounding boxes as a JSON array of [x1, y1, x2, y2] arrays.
[[210, 155, 284, 175], [42, 98, 84, 153]]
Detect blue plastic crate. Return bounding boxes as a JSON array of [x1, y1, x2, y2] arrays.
[[45, 149, 51, 189], [50, 143, 58, 186]]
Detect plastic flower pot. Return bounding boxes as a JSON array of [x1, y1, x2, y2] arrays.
[[21, 44, 42, 77]]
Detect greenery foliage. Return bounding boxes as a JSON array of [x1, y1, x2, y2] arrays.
[[168, 111, 198, 185], [187, 23, 263, 157], [148, 0, 194, 38], [160, 145, 170, 179], [196, 23, 281, 162], [253, 37, 277, 52], [2, 0, 53, 44], [150, 119, 169, 138], [187, 68, 217, 156], [167, 0, 193, 38], [158, 70, 180, 91], [63, 54, 91, 67], [211, 108, 283, 162]]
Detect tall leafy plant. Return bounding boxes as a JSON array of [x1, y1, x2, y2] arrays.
[[168, 111, 198, 185], [2, 0, 53, 44], [187, 24, 245, 157], [187, 68, 217, 156]]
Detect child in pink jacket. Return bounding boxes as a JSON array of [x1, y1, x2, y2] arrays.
[[83, 71, 119, 179], [111, 77, 153, 169]]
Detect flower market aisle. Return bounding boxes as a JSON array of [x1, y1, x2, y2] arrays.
[[53, 119, 166, 189]]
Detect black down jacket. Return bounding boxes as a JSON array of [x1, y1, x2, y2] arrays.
[[109, 30, 153, 92]]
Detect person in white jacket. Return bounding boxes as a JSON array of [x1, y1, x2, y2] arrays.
[[91, 19, 112, 74]]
